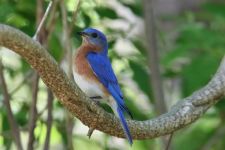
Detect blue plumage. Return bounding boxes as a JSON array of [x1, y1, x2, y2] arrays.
[[87, 53, 123, 99], [87, 51, 133, 145], [117, 106, 133, 145]]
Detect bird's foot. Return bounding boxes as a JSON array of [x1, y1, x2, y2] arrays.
[[89, 96, 102, 105], [90, 96, 102, 99]]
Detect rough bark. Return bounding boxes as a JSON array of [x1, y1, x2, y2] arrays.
[[0, 24, 225, 140]]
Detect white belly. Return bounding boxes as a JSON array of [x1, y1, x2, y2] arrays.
[[73, 70, 105, 98]]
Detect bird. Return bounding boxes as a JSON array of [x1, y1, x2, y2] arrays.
[[72, 28, 133, 145]]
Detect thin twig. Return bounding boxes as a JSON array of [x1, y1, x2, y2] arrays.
[[0, 60, 23, 150], [65, 114, 75, 150], [46, 0, 60, 31], [27, 74, 39, 150], [143, 0, 167, 116], [43, 89, 54, 150], [61, 0, 81, 79], [46, 0, 60, 44], [68, 0, 81, 37], [201, 124, 225, 150], [33, 1, 53, 40], [60, 0, 70, 58], [165, 133, 173, 150], [10, 70, 33, 95], [37, 104, 48, 118]]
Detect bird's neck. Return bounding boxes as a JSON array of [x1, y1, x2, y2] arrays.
[[75, 44, 95, 59], [75, 43, 107, 58]]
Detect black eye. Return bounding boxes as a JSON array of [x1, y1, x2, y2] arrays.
[[91, 33, 98, 38]]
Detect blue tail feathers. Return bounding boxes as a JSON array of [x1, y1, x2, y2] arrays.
[[117, 105, 133, 145], [108, 84, 133, 145]]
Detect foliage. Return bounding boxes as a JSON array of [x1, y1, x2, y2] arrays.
[[0, 0, 225, 149]]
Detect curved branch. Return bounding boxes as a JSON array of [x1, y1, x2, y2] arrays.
[[0, 24, 225, 140]]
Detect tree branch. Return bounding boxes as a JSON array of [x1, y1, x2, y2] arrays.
[[43, 89, 54, 150], [0, 24, 225, 140], [33, 0, 53, 41], [27, 74, 39, 150], [10, 70, 33, 95], [0, 60, 23, 150], [143, 0, 167, 115], [68, 0, 81, 38]]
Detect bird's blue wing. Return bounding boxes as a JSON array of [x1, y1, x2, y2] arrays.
[[87, 52, 123, 101], [87, 52, 133, 118], [87, 52, 133, 145]]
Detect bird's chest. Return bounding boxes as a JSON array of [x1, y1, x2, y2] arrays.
[[73, 56, 105, 98], [73, 71, 105, 98]]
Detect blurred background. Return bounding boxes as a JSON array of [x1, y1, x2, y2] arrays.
[[0, 0, 225, 149]]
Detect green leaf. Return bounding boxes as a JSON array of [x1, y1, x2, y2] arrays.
[[0, 3, 14, 22], [2, 110, 12, 149], [125, 97, 149, 120], [15, 103, 29, 126], [202, 2, 225, 18], [129, 60, 152, 100], [181, 53, 221, 96], [81, 12, 91, 26], [123, 3, 143, 17], [6, 13, 29, 28], [96, 7, 118, 19], [49, 33, 63, 62], [132, 38, 147, 55]]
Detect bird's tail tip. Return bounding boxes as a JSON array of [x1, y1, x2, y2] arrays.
[[116, 106, 133, 146]]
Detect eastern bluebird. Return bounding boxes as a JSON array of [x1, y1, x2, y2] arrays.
[[73, 28, 133, 145]]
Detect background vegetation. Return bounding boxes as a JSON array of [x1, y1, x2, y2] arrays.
[[0, 0, 225, 149]]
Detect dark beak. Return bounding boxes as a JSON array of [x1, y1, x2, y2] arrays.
[[77, 31, 89, 36]]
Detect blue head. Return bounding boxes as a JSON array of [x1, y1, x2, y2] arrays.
[[78, 28, 108, 54]]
